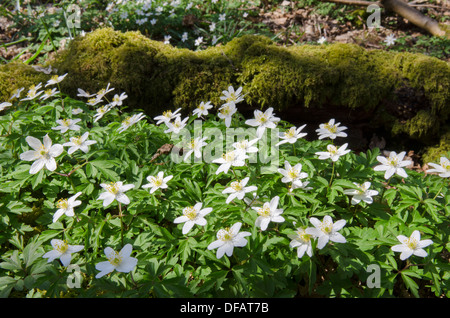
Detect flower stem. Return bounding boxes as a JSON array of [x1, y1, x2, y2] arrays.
[[379, 176, 392, 203], [119, 202, 124, 246], [432, 179, 447, 200], [328, 161, 335, 187]]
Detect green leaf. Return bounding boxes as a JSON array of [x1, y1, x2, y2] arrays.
[[0, 250, 22, 271], [401, 271, 420, 298]]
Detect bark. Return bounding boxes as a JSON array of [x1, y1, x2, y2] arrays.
[[381, 0, 446, 36], [321, 0, 447, 37]]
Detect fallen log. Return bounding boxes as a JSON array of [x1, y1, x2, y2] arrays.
[[320, 0, 447, 37]]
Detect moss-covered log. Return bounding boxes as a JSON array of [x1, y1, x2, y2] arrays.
[[0, 28, 448, 162]]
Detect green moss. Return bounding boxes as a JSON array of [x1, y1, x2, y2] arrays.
[[0, 62, 49, 100], [423, 131, 450, 163], [0, 28, 448, 160]]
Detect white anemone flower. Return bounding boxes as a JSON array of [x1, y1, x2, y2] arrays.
[[77, 88, 96, 98], [343, 182, 379, 205], [117, 113, 146, 133], [315, 143, 351, 162], [384, 34, 396, 46], [0, 102, 12, 111], [207, 222, 251, 259], [20, 134, 64, 174], [63, 132, 97, 154], [40, 88, 59, 100], [9, 87, 24, 100], [278, 161, 308, 189], [316, 119, 347, 140], [391, 230, 433, 260], [53, 192, 82, 223], [21, 83, 43, 101], [245, 107, 280, 139], [426, 156, 450, 178], [110, 92, 128, 107], [93, 105, 111, 123], [373, 151, 412, 179], [142, 171, 173, 194], [288, 226, 313, 258], [173, 202, 213, 234], [43, 239, 84, 267], [194, 36, 203, 47], [98, 181, 135, 207], [232, 138, 259, 157], [276, 125, 307, 146], [87, 97, 104, 107], [222, 177, 258, 204], [95, 244, 138, 278], [95, 83, 115, 100], [219, 85, 244, 107], [154, 108, 181, 125], [45, 73, 68, 87], [318, 36, 327, 44], [183, 136, 208, 161], [164, 116, 188, 134], [193, 101, 213, 118], [72, 108, 83, 115], [305, 215, 346, 249], [217, 103, 237, 128], [212, 150, 248, 175], [252, 196, 285, 231], [52, 118, 82, 133]]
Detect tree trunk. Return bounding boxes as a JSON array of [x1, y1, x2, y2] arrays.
[[321, 0, 447, 37], [381, 0, 446, 36]]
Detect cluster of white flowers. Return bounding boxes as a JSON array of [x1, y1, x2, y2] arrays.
[[13, 75, 440, 280]]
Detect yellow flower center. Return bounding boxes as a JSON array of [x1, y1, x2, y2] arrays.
[[296, 229, 311, 243], [150, 176, 163, 187], [288, 168, 299, 179], [230, 181, 242, 191], [324, 123, 337, 133], [27, 90, 37, 98], [106, 182, 120, 195], [108, 251, 122, 266], [189, 139, 197, 149], [328, 145, 338, 155], [51, 75, 59, 82], [39, 145, 48, 157], [235, 141, 246, 150], [257, 204, 271, 217], [71, 136, 83, 146], [222, 151, 235, 162], [44, 89, 53, 96], [55, 240, 69, 254], [163, 110, 172, 118], [57, 198, 69, 210], [220, 106, 231, 116], [320, 221, 333, 234], [218, 227, 233, 241], [226, 93, 236, 103], [183, 206, 197, 220], [388, 158, 398, 167], [97, 88, 106, 96], [256, 113, 267, 123], [62, 119, 71, 126], [122, 117, 132, 126], [284, 128, 296, 138], [405, 238, 418, 250]]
